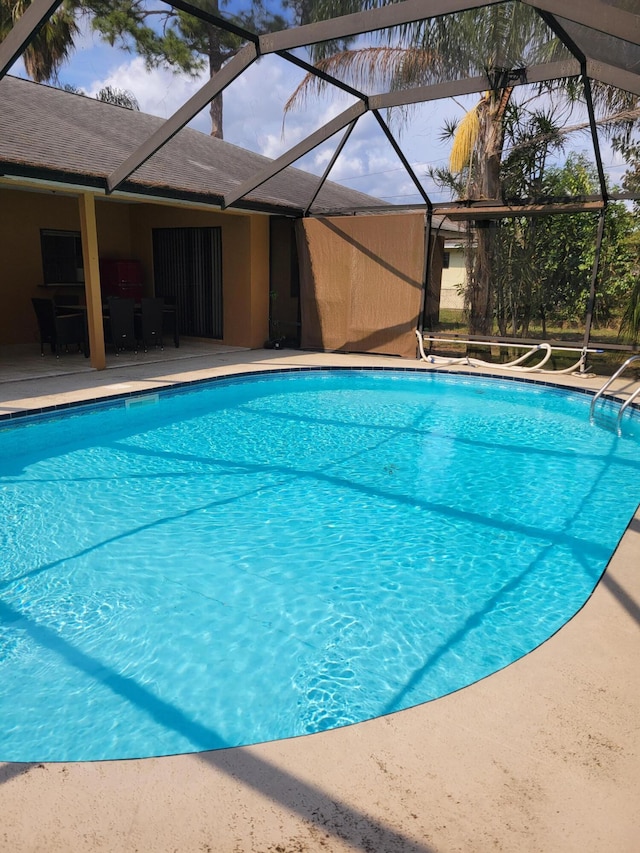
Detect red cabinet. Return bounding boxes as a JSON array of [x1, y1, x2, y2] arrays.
[[99, 260, 144, 301]]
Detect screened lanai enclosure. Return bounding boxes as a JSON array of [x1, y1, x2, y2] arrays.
[[1, 0, 639, 371]]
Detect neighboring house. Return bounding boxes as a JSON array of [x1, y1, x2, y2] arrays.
[[0, 76, 451, 365], [440, 240, 467, 313]]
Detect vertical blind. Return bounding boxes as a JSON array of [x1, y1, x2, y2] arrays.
[[152, 227, 223, 339]]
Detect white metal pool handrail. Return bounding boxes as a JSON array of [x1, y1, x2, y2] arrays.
[[617, 385, 640, 432], [589, 354, 640, 431], [416, 331, 600, 375]]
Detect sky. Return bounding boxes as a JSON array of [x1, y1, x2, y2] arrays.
[[8, 12, 629, 205]]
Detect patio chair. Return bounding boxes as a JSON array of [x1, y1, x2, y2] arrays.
[[52, 293, 80, 307], [136, 297, 164, 351], [160, 296, 180, 347], [31, 297, 87, 357], [106, 297, 137, 354]]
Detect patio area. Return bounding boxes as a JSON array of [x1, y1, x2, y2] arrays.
[[0, 347, 638, 853], [0, 339, 252, 386]]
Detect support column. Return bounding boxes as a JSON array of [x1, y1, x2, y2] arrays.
[[78, 192, 106, 370]]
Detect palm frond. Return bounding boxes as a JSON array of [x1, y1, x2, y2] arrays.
[[427, 164, 466, 198], [3, 0, 79, 82], [390, 45, 437, 88], [410, 4, 557, 82], [507, 107, 640, 159], [438, 117, 459, 143], [283, 46, 433, 115]]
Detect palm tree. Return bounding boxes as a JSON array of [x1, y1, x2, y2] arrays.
[[286, 2, 635, 335], [0, 0, 78, 82]]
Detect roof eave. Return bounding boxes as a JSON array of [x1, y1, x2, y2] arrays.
[[0, 161, 307, 217]]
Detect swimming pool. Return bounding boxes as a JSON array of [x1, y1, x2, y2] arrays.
[[1, 368, 638, 762]]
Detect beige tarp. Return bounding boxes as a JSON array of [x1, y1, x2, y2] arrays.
[[296, 214, 426, 359]]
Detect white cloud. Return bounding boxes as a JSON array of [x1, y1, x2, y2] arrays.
[[87, 52, 349, 157], [224, 56, 360, 157], [87, 57, 210, 127]]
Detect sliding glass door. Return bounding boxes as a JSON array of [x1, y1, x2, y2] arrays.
[[152, 227, 223, 339]]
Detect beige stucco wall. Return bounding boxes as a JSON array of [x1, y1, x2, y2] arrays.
[[96, 199, 134, 260], [246, 214, 271, 347], [0, 186, 270, 349], [1, 189, 79, 345], [0, 189, 141, 346]]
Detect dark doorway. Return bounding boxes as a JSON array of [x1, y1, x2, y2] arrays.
[[269, 217, 300, 346], [152, 227, 223, 339]]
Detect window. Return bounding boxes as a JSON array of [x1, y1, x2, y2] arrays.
[[442, 250, 450, 269], [40, 229, 84, 284]]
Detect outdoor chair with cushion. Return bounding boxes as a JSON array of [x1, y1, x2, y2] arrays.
[[136, 297, 164, 351], [31, 297, 87, 357], [106, 297, 137, 354]]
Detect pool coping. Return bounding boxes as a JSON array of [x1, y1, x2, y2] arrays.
[[2, 359, 639, 424], [1, 348, 639, 853]]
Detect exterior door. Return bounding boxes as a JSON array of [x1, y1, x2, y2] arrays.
[[152, 227, 223, 339]]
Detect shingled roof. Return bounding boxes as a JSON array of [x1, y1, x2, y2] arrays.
[[0, 75, 388, 216]]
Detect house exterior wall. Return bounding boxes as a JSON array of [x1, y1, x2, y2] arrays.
[[0, 186, 270, 349], [1, 189, 80, 345], [246, 215, 271, 348], [130, 203, 269, 348], [440, 245, 466, 311], [96, 199, 134, 259]]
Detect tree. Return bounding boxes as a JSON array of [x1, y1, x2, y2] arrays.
[[613, 134, 640, 209], [619, 277, 640, 344], [95, 84, 139, 109], [86, 0, 288, 138], [64, 81, 140, 108], [4, 0, 288, 138], [486, 104, 561, 336], [612, 133, 640, 342], [1, 0, 78, 82], [488, 152, 638, 339], [286, 2, 637, 335]]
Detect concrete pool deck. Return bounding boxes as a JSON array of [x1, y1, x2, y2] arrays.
[[1, 346, 638, 852]]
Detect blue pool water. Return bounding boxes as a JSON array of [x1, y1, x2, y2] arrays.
[[0, 369, 638, 762]]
